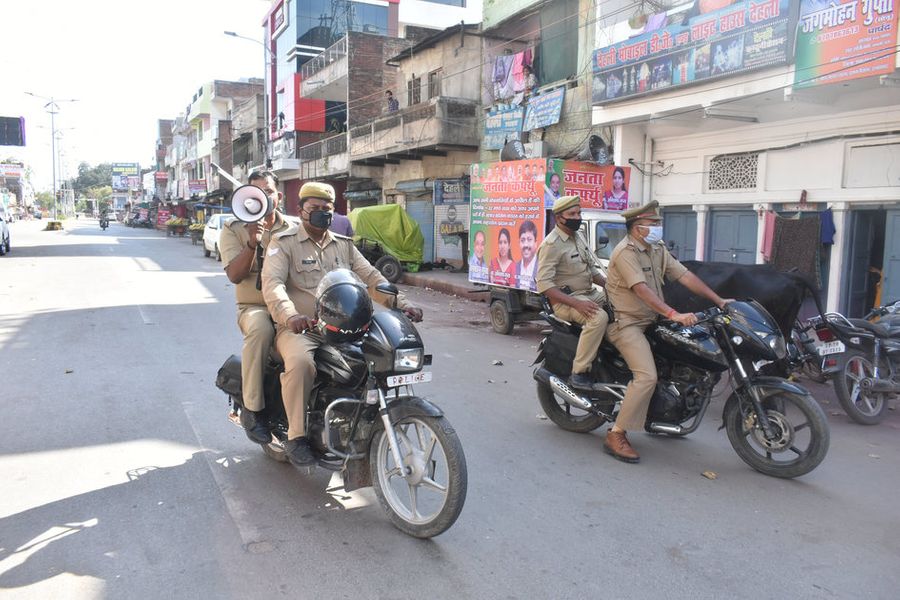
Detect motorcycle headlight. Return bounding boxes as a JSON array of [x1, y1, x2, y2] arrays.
[[767, 334, 787, 360], [394, 348, 424, 372]]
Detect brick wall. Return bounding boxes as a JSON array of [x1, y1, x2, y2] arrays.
[[217, 120, 234, 191], [347, 33, 413, 127]]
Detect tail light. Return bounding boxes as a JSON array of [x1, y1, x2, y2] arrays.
[[815, 327, 835, 342]]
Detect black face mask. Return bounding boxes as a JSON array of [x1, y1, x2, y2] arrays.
[[308, 210, 333, 229], [561, 217, 582, 231]]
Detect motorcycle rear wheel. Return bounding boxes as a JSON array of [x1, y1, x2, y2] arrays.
[[724, 390, 829, 479], [536, 380, 607, 433], [833, 349, 889, 425], [370, 415, 467, 538]]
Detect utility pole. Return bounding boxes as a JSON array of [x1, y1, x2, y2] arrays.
[[25, 92, 78, 220]]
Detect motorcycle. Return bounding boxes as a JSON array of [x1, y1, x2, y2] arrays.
[[100, 217, 109, 230], [825, 300, 900, 425], [533, 300, 830, 479], [215, 276, 467, 538]]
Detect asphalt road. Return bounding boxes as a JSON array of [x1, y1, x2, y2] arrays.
[[1, 218, 898, 600]]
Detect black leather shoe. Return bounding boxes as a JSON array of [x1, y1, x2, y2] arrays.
[[284, 437, 316, 468], [569, 372, 594, 389], [239, 409, 271, 444]]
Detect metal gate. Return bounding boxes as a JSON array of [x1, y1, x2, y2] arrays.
[[662, 209, 697, 261], [708, 210, 757, 264], [406, 197, 434, 263]]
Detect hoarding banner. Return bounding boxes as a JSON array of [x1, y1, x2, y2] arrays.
[[483, 105, 524, 150], [592, 0, 795, 104], [522, 87, 566, 131], [468, 159, 546, 291], [154, 171, 168, 182], [156, 209, 171, 226], [188, 179, 207, 195], [0, 163, 24, 178], [111, 163, 140, 191], [794, 0, 899, 87], [544, 161, 633, 211]]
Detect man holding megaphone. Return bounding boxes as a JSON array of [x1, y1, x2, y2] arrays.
[[220, 170, 297, 444]]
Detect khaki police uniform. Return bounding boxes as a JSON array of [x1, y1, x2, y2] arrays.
[[262, 223, 410, 440], [536, 226, 609, 374], [606, 236, 688, 430], [220, 212, 294, 411]]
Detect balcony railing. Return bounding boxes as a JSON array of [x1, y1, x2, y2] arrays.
[[301, 36, 348, 81], [299, 133, 348, 161], [349, 97, 478, 162]]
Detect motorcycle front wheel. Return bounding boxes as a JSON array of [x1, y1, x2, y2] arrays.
[[833, 349, 889, 425], [724, 390, 829, 479], [370, 415, 467, 538]]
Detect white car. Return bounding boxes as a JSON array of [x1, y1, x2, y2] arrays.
[[203, 214, 232, 261], [0, 215, 9, 256]]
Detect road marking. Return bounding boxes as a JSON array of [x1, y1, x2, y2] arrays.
[[137, 305, 154, 325]]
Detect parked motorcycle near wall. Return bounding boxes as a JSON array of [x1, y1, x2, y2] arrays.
[[827, 301, 900, 425], [215, 275, 467, 538], [533, 300, 830, 479]]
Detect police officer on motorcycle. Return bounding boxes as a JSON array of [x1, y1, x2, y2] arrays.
[[605, 200, 730, 463], [261, 182, 423, 468]]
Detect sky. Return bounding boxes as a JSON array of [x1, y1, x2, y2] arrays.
[[0, 0, 272, 192]]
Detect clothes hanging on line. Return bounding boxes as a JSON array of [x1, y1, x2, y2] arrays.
[[820, 208, 836, 244]]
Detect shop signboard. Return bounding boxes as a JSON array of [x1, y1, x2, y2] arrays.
[[111, 163, 140, 191], [188, 179, 207, 196], [544, 160, 632, 211], [0, 163, 24, 178], [154, 171, 168, 182], [794, 0, 899, 87], [483, 105, 524, 149], [156, 209, 171, 226], [434, 179, 470, 262], [592, 0, 796, 104], [522, 87, 566, 131]]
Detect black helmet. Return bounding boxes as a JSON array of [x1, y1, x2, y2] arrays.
[[315, 269, 373, 343]]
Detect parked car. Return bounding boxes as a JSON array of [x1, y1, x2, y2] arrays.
[[203, 214, 232, 261], [0, 216, 10, 256]]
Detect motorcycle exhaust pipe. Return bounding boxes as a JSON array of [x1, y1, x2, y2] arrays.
[[648, 423, 683, 435], [548, 375, 594, 411], [860, 377, 900, 394]]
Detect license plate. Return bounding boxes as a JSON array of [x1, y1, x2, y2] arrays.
[[817, 340, 846, 356], [386, 371, 432, 387]]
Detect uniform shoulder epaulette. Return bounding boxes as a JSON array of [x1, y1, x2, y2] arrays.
[[331, 232, 352, 241]]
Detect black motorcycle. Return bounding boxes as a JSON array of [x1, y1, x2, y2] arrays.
[[100, 217, 109, 230], [533, 300, 830, 479], [215, 273, 467, 538], [826, 301, 900, 425]]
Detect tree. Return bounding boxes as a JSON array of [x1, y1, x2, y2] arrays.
[[35, 191, 55, 212], [72, 162, 113, 197], [86, 185, 112, 203]]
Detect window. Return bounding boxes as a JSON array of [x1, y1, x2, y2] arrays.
[[428, 69, 442, 99], [708, 153, 759, 191], [538, 0, 578, 85], [408, 75, 422, 106], [422, 0, 465, 5], [197, 125, 203, 141]]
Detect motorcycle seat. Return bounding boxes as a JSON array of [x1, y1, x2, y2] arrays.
[[847, 318, 893, 339]]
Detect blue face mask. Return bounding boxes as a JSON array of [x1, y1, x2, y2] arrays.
[[643, 225, 663, 244]]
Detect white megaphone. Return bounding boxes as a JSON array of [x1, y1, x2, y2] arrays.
[[230, 185, 273, 223]]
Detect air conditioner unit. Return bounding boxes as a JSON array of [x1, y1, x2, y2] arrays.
[[523, 141, 545, 158]]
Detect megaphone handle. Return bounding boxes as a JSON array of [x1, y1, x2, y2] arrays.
[[255, 244, 264, 291]]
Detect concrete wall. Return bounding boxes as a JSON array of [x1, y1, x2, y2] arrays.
[[399, 0, 483, 32], [394, 30, 482, 105], [347, 33, 412, 127]]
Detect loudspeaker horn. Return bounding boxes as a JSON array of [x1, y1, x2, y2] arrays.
[[500, 139, 528, 162], [230, 185, 273, 223]]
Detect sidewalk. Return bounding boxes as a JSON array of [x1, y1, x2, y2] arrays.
[[400, 268, 490, 303]]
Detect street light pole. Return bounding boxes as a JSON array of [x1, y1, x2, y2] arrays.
[[25, 92, 78, 220], [224, 31, 272, 169]]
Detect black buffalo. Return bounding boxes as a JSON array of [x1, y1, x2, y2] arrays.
[[662, 261, 825, 337]]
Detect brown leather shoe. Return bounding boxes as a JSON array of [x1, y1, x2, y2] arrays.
[[604, 430, 640, 463]]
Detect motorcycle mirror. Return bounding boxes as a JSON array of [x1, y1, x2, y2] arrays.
[[376, 283, 399, 296]]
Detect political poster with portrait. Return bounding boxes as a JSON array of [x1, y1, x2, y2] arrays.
[[111, 162, 140, 191], [468, 159, 546, 291], [544, 160, 633, 211]]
